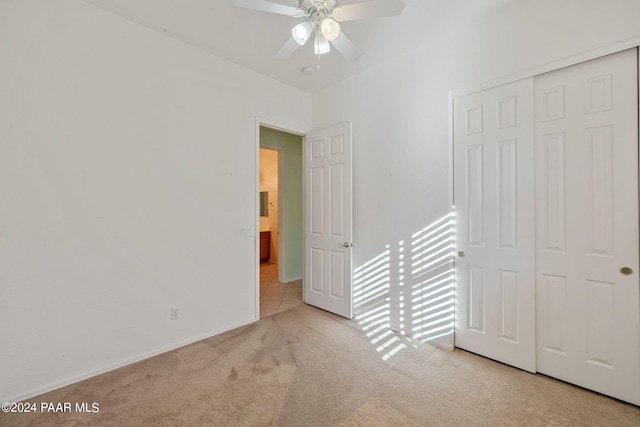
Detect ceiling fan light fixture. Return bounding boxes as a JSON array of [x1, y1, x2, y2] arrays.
[[314, 32, 331, 55], [233, 0, 406, 61], [320, 17, 340, 41], [292, 21, 314, 45]]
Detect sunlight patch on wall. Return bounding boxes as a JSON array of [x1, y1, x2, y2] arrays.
[[353, 247, 407, 360], [407, 213, 455, 342], [353, 213, 456, 361]]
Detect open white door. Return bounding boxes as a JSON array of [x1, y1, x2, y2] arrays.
[[304, 122, 353, 318]]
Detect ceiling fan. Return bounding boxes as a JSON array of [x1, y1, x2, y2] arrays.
[[231, 0, 405, 61]]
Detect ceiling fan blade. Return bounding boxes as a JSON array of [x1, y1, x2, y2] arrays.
[[330, 32, 361, 61], [275, 37, 300, 60], [332, 0, 405, 22], [232, 0, 304, 17]]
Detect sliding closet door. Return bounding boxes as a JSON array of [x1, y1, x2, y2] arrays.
[[454, 78, 536, 372], [535, 48, 640, 405]]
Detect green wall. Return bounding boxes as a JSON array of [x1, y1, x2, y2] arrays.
[[260, 126, 303, 282]]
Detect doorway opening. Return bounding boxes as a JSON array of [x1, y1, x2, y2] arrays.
[[258, 125, 304, 318]]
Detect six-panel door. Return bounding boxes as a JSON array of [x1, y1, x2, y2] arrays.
[[454, 78, 536, 373], [304, 122, 353, 319], [535, 48, 640, 405]]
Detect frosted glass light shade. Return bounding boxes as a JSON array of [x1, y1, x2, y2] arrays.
[[314, 32, 330, 55], [292, 21, 314, 45], [320, 18, 340, 41]]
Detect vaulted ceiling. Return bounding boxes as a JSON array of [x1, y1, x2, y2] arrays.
[[84, 0, 519, 93]]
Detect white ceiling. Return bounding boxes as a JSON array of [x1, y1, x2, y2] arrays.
[[84, 0, 519, 93]]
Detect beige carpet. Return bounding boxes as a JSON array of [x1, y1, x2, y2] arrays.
[[2, 304, 639, 426]]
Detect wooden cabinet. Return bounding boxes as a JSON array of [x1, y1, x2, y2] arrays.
[[260, 231, 270, 263]]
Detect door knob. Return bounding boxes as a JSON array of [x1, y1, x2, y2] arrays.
[[457, 251, 465, 258], [620, 267, 633, 276], [343, 242, 352, 248]]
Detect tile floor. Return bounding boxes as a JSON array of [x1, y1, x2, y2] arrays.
[[260, 262, 303, 318]]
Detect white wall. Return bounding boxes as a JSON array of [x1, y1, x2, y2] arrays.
[[313, 0, 640, 348], [0, 0, 310, 402]]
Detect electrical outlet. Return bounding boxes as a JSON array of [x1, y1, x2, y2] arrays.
[[170, 307, 180, 320]]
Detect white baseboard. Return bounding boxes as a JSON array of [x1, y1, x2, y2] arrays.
[[7, 317, 257, 403]]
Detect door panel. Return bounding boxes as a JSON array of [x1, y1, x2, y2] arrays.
[[535, 48, 640, 405], [454, 78, 536, 372], [499, 270, 519, 342], [304, 122, 353, 318], [541, 132, 567, 252], [466, 144, 484, 246]]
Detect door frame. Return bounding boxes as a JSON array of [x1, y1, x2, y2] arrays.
[[259, 145, 283, 270], [255, 117, 308, 320], [450, 37, 640, 101]]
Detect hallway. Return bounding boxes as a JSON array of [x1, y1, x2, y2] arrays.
[[259, 262, 303, 318]]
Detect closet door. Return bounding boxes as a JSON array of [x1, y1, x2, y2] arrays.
[[454, 78, 536, 372], [535, 48, 640, 405]]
